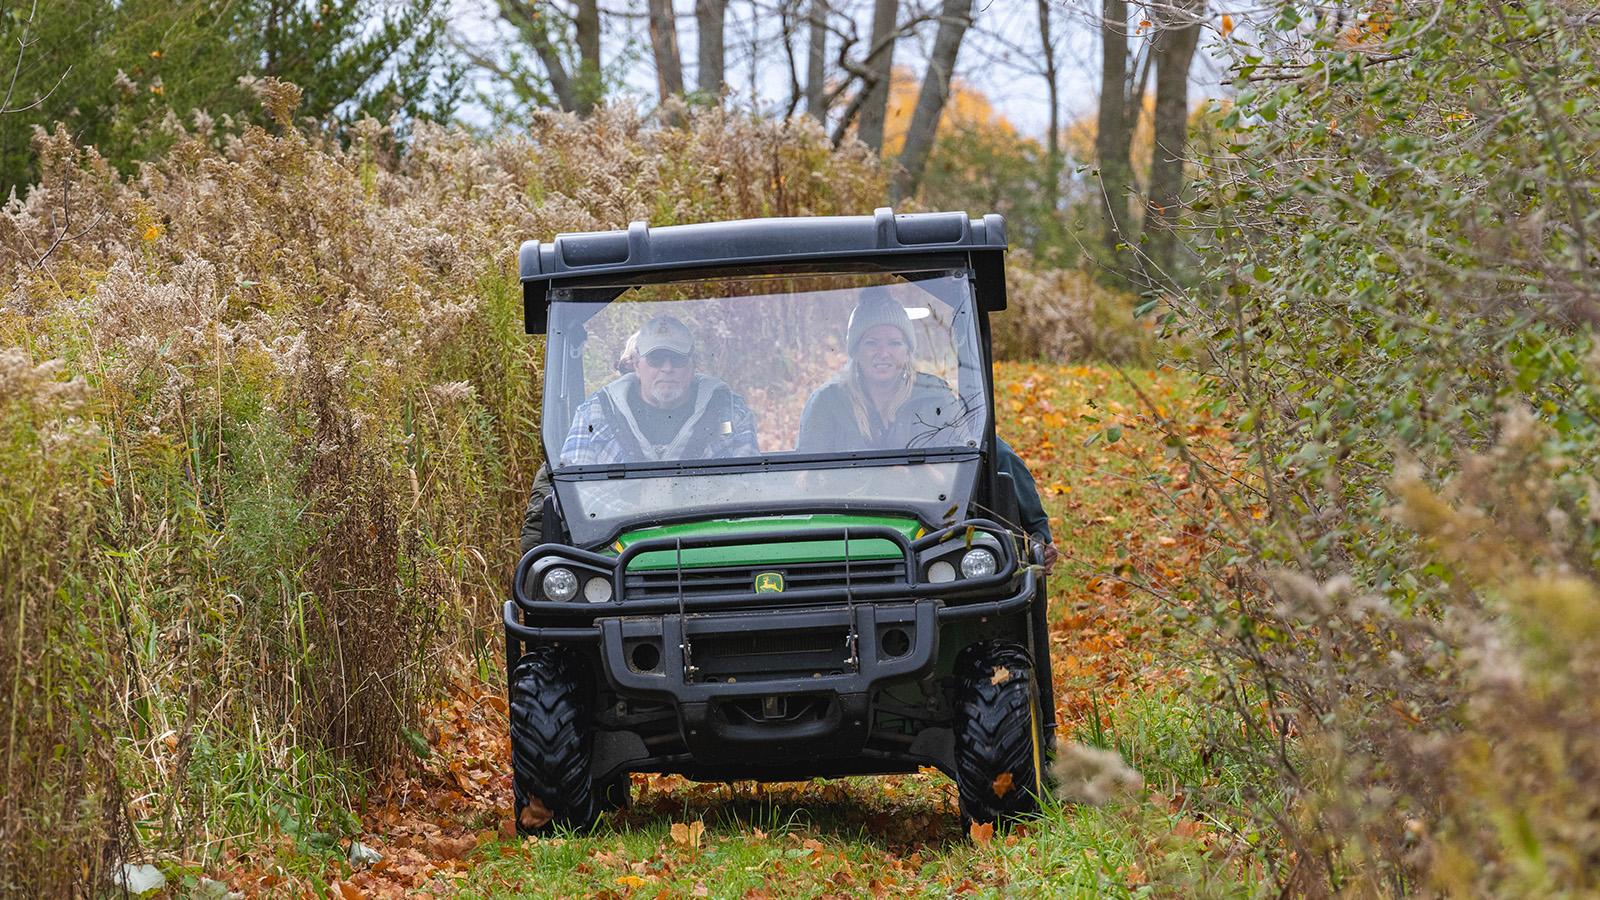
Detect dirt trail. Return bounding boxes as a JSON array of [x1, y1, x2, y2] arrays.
[[211, 363, 1233, 898]]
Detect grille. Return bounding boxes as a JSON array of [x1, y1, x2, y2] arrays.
[[623, 557, 907, 601], [700, 631, 839, 658], [691, 629, 851, 681]]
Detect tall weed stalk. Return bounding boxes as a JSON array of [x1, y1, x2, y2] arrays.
[[0, 90, 891, 890]]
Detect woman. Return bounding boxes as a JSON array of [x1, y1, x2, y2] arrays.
[[794, 296, 1058, 573], [795, 295, 965, 452]]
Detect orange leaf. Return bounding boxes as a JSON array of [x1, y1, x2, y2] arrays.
[[519, 798, 553, 831], [336, 882, 366, 900], [670, 820, 704, 852], [1221, 13, 1234, 35], [992, 772, 1015, 798], [968, 821, 995, 844], [427, 833, 478, 861], [990, 666, 1012, 686]]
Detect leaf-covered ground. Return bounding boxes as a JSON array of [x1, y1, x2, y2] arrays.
[[200, 362, 1251, 899]]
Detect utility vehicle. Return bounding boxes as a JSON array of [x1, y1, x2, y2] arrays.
[[506, 209, 1055, 833]]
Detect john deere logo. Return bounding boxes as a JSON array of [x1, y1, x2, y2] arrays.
[[754, 572, 784, 593]]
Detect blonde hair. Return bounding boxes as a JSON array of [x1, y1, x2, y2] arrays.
[[839, 358, 914, 438]]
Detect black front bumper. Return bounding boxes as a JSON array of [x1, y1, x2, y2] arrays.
[[503, 520, 1035, 767], [502, 571, 1036, 766]]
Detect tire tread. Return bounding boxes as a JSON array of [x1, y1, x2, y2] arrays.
[[953, 640, 1042, 826]]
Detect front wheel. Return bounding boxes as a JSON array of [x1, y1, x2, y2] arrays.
[[509, 646, 599, 835], [953, 640, 1046, 827]]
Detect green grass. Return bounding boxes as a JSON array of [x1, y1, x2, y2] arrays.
[[439, 684, 1271, 900]]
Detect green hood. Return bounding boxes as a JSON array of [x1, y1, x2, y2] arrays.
[[615, 514, 920, 570]]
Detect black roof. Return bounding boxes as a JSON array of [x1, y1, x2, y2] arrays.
[[518, 207, 1006, 283]]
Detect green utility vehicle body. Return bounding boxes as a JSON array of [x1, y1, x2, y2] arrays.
[[505, 209, 1055, 832]]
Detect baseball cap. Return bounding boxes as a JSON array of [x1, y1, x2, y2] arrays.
[[637, 316, 694, 356]]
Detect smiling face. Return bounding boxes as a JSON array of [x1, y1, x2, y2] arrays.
[[854, 324, 910, 389], [637, 347, 694, 407]]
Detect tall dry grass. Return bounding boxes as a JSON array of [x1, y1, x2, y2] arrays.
[[0, 84, 890, 893]]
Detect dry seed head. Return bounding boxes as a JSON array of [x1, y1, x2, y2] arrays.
[[1051, 741, 1143, 806], [1266, 568, 1333, 617], [427, 381, 475, 405]]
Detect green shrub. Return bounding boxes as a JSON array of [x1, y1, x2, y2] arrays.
[[1171, 1, 1600, 895]]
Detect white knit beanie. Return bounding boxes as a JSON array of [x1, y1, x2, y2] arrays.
[[846, 295, 916, 356]]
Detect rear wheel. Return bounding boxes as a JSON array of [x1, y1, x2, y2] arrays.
[[953, 640, 1045, 827], [510, 647, 598, 835]]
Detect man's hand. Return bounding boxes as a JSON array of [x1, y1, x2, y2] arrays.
[[1038, 540, 1058, 577]]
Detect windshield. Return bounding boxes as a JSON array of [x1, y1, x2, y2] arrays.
[[542, 269, 989, 545]]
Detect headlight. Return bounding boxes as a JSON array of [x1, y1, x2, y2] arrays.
[[583, 576, 613, 603], [927, 561, 956, 584], [960, 548, 997, 579], [542, 567, 580, 601]]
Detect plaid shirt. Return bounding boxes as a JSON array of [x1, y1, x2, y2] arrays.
[[559, 375, 760, 466]]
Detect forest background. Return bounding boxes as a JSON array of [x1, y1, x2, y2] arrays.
[[4, 0, 1600, 898]]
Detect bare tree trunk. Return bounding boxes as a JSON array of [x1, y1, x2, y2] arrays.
[[856, 0, 898, 152], [1095, 0, 1133, 264], [496, 0, 580, 113], [574, 0, 602, 112], [696, 0, 727, 98], [1147, 0, 1202, 280], [647, 0, 684, 101], [1037, 0, 1061, 219], [889, 0, 971, 203], [806, 0, 828, 120]]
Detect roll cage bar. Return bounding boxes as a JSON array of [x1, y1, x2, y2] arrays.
[[518, 208, 1008, 335]]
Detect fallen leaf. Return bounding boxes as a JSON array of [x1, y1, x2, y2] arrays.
[[336, 882, 365, 900], [992, 772, 1015, 798], [429, 833, 477, 861], [670, 820, 704, 853], [990, 666, 1012, 686], [691, 883, 709, 897], [617, 874, 647, 888], [969, 821, 995, 844], [519, 798, 553, 831]]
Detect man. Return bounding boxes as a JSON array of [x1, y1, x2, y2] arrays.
[[559, 315, 759, 466], [521, 317, 758, 553], [999, 436, 1059, 575]]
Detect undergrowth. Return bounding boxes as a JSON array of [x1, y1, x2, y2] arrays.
[[0, 86, 891, 894]]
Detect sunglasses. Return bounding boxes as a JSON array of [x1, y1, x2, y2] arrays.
[[643, 348, 691, 368]]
